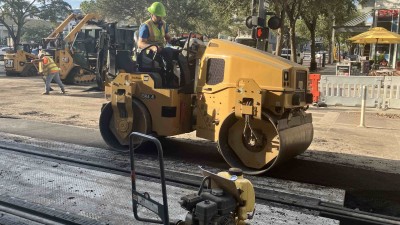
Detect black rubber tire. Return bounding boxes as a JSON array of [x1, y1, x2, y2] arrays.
[[99, 100, 152, 151], [5, 71, 14, 76], [96, 73, 105, 91], [21, 64, 37, 77], [65, 67, 80, 85], [27, 64, 38, 76], [95, 49, 107, 91]]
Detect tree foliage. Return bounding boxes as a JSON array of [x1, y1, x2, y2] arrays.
[[79, 0, 253, 37], [284, 0, 302, 62], [269, 0, 287, 55], [77, 0, 362, 58], [21, 20, 53, 43], [297, 0, 357, 70], [80, 0, 98, 14], [0, 0, 71, 49], [94, 0, 148, 24]]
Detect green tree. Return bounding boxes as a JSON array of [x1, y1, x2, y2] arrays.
[[0, 0, 71, 49], [270, 0, 287, 55], [94, 0, 148, 24], [162, 0, 211, 35], [80, 0, 98, 14], [83, 0, 233, 37], [299, 0, 356, 71], [21, 20, 53, 43], [284, 0, 302, 62]]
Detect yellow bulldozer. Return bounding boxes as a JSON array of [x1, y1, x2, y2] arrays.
[[4, 43, 38, 77], [98, 17, 314, 174], [42, 13, 102, 84]]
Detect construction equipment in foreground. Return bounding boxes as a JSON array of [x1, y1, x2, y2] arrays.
[[98, 14, 313, 174], [130, 132, 255, 225], [4, 43, 38, 77]]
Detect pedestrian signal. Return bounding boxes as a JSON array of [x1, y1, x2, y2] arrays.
[[252, 27, 269, 39]]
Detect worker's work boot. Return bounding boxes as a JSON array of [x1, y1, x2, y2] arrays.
[[42, 92, 49, 95]]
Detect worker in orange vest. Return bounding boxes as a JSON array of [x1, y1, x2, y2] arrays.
[[34, 51, 66, 95]]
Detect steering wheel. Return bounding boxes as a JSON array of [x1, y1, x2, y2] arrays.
[[138, 44, 161, 70], [169, 37, 187, 48]]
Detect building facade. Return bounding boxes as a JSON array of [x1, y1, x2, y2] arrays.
[[373, 0, 400, 68]]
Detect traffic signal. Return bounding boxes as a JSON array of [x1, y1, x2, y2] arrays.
[[252, 27, 269, 39]]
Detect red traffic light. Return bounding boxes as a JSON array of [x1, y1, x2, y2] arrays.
[[252, 27, 269, 39], [257, 27, 268, 39], [257, 28, 263, 37]]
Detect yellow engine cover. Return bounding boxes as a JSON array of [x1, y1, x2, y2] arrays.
[[217, 171, 255, 220], [196, 39, 311, 142]]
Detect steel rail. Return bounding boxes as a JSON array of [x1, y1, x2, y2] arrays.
[[1, 143, 400, 225]]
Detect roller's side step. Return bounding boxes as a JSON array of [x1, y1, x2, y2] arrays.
[[0, 195, 104, 225]]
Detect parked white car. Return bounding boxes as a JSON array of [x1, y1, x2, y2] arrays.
[[0, 47, 13, 61], [280, 48, 304, 64]]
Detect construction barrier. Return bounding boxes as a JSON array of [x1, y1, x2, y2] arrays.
[[318, 75, 400, 109], [309, 74, 321, 103], [382, 76, 400, 109]]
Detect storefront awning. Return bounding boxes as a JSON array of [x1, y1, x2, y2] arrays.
[[334, 11, 372, 33]]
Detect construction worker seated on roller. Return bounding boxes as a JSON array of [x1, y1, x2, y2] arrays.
[[137, 1, 180, 87], [33, 51, 65, 95]]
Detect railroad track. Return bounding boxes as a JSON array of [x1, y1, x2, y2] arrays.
[[1, 143, 400, 225]]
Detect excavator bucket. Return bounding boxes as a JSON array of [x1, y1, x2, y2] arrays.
[[217, 112, 313, 175]]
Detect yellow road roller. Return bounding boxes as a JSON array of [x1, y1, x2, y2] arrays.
[[98, 33, 313, 174]]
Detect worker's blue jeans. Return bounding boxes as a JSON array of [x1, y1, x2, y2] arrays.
[[44, 72, 65, 94]]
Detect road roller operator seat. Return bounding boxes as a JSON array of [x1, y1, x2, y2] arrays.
[[134, 30, 162, 73]]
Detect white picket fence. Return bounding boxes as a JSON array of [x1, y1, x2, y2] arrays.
[[319, 76, 400, 109]]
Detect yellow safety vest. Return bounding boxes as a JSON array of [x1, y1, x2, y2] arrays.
[[144, 19, 166, 48], [42, 56, 60, 76]]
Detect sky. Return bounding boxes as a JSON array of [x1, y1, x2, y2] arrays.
[[66, 0, 83, 9]]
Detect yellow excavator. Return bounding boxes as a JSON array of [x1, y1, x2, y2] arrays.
[[97, 5, 314, 175], [42, 13, 101, 84], [4, 43, 38, 77]]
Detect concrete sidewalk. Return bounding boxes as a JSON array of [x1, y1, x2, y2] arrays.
[[306, 105, 400, 174], [318, 63, 336, 75]]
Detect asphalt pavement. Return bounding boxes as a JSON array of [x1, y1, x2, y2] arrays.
[[1, 59, 400, 218]]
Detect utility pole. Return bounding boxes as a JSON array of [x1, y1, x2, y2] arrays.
[[247, 0, 280, 52], [331, 17, 335, 64]]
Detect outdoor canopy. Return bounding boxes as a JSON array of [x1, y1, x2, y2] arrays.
[[348, 27, 400, 64], [349, 27, 400, 44]]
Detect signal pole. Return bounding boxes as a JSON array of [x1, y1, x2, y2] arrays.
[[247, 0, 280, 52], [256, 0, 267, 51]]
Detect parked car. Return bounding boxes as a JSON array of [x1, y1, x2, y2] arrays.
[[0, 47, 13, 61], [280, 48, 304, 64], [303, 52, 311, 61]]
